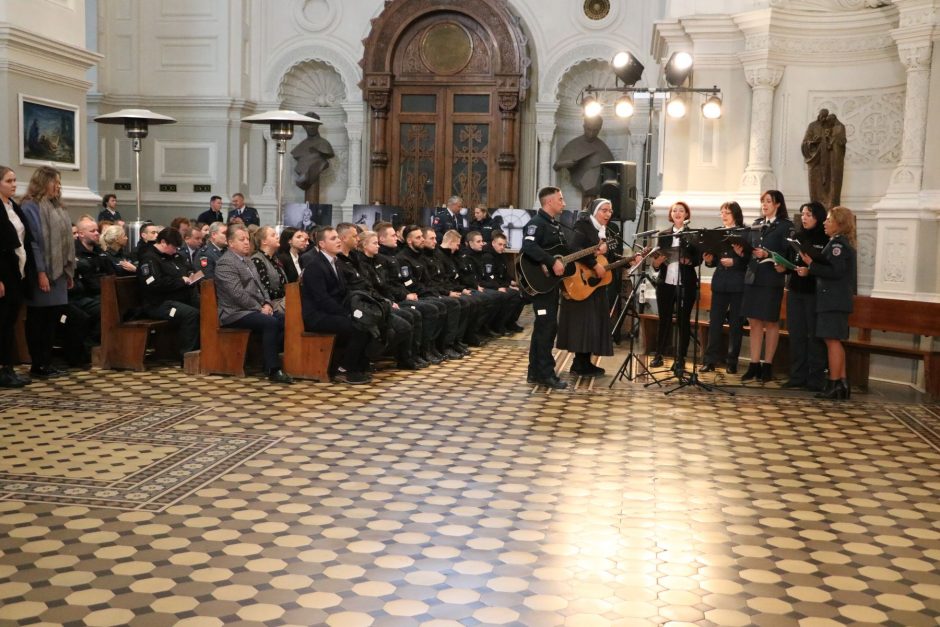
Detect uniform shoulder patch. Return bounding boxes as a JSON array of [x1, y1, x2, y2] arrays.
[[200, 257, 208, 267], [141, 263, 151, 277], [484, 263, 493, 273], [400, 265, 411, 278], [526, 225, 538, 236], [432, 217, 440, 225], [832, 245, 842, 257]]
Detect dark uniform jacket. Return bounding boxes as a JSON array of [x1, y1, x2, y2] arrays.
[[352, 250, 397, 303], [227, 206, 260, 226], [428, 248, 462, 293], [703, 230, 747, 294], [810, 235, 856, 313], [477, 247, 512, 289], [196, 208, 224, 225], [786, 225, 828, 295], [375, 245, 411, 301], [137, 247, 197, 307], [70, 240, 114, 299], [432, 208, 462, 243], [97, 208, 122, 223], [744, 217, 793, 287], [196, 242, 226, 279], [105, 248, 136, 277], [520, 209, 567, 269], [336, 252, 374, 294], [396, 246, 439, 298], [469, 216, 498, 243]]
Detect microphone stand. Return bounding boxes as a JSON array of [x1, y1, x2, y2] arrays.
[[610, 248, 662, 387]]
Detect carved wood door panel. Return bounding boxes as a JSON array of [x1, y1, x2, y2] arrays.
[[391, 88, 496, 219]]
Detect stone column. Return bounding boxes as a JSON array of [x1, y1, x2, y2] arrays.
[[535, 102, 559, 205], [739, 64, 784, 194], [886, 41, 933, 194], [341, 102, 365, 215]]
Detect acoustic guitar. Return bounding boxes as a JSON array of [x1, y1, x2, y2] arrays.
[[561, 246, 651, 301], [515, 243, 602, 296]]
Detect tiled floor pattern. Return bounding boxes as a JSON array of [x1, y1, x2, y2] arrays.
[[0, 343, 938, 626]]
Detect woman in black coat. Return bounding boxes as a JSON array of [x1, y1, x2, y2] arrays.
[[0, 166, 33, 387], [740, 190, 793, 383], [650, 201, 700, 374], [277, 227, 309, 283], [701, 201, 746, 374], [781, 201, 829, 390]]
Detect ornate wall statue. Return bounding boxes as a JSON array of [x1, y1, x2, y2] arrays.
[[291, 112, 336, 204], [801, 109, 847, 208], [553, 115, 614, 207]]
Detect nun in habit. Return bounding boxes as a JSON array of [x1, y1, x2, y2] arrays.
[[556, 198, 621, 377]]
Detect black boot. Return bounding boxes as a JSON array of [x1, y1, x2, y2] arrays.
[[741, 362, 760, 382], [815, 379, 835, 398], [760, 362, 773, 383], [841, 378, 851, 399], [726, 357, 738, 375], [819, 379, 848, 400], [650, 354, 664, 368]]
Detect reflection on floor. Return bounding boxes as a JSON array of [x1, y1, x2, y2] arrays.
[[0, 340, 938, 626]]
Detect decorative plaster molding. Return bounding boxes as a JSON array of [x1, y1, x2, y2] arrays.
[[279, 61, 346, 109], [769, 0, 891, 9], [540, 41, 643, 102], [292, 0, 340, 34], [809, 87, 905, 166], [742, 65, 784, 87], [896, 41, 933, 68], [264, 43, 361, 103]]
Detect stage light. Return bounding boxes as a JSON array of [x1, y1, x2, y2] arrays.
[[701, 94, 722, 119], [611, 51, 644, 86], [664, 51, 693, 86], [583, 95, 603, 118], [666, 96, 688, 119], [614, 95, 635, 119]]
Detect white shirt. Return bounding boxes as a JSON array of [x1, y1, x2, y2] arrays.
[[290, 250, 302, 277], [665, 226, 683, 286], [3, 199, 26, 279]]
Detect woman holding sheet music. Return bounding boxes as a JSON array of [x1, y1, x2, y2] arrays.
[[701, 201, 747, 375], [649, 201, 700, 374], [780, 201, 829, 390], [740, 190, 793, 383], [796, 206, 857, 400]]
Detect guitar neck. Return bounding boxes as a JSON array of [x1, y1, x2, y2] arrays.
[[605, 257, 634, 272], [558, 243, 601, 265]]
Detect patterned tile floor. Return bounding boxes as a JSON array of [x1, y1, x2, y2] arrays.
[[0, 340, 938, 626]]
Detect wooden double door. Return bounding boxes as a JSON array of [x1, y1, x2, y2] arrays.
[[391, 86, 498, 217]]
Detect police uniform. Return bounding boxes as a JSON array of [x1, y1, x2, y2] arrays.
[[376, 243, 446, 363], [783, 225, 829, 388], [459, 247, 521, 333], [137, 247, 200, 358], [469, 215, 498, 243], [429, 246, 493, 344], [741, 216, 793, 322], [475, 245, 525, 331], [196, 242, 225, 279], [520, 208, 568, 384], [196, 208, 224, 225], [64, 240, 114, 362], [702, 235, 747, 373], [810, 234, 856, 340], [395, 244, 465, 358], [432, 208, 462, 244]]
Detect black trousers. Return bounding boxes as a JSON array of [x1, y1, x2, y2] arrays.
[[392, 307, 421, 355], [143, 300, 200, 358], [26, 305, 63, 369], [787, 290, 827, 384], [655, 281, 696, 361], [0, 294, 23, 367], [224, 311, 285, 374], [304, 313, 371, 374], [528, 287, 559, 380], [430, 296, 463, 348], [703, 289, 745, 366], [398, 299, 441, 352]]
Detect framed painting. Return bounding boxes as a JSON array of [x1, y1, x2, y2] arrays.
[[19, 94, 80, 169]]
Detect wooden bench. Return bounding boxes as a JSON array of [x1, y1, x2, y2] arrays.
[[283, 282, 334, 381], [638, 282, 790, 369], [96, 275, 175, 371], [189, 279, 252, 377], [846, 296, 940, 399]]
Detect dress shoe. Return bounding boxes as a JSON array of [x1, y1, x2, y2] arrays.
[[0, 367, 27, 388], [700, 363, 716, 373], [649, 354, 664, 368], [571, 363, 605, 377], [425, 350, 444, 364], [396, 359, 420, 370], [532, 376, 568, 390], [442, 348, 463, 360], [760, 362, 774, 382], [454, 342, 471, 354], [506, 323, 525, 333], [267, 369, 294, 384], [741, 362, 760, 382], [413, 356, 430, 369], [671, 359, 686, 374], [726, 361, 738, 375], [29, 366, 67, 379], [333, 370, 369, 385], [781, 379, 805, 389]]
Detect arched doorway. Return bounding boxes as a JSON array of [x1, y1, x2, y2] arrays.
[[361, 0, 529, 222]]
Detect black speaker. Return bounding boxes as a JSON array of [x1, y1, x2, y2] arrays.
[[598, 161, 638, 222]]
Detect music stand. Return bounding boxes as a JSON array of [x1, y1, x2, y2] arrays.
[[610, 247, 662, 387], [661, 228, 734, 396]]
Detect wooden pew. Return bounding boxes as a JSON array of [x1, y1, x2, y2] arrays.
[[97, 275, 174, 371], [283, 282, 334, 381], [846, 296, 940, 398], [193, 279, 251, 377]]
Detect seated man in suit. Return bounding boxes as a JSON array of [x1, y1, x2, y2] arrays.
[[301, 226, 373, 385], [214, 224, 293, 384]]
